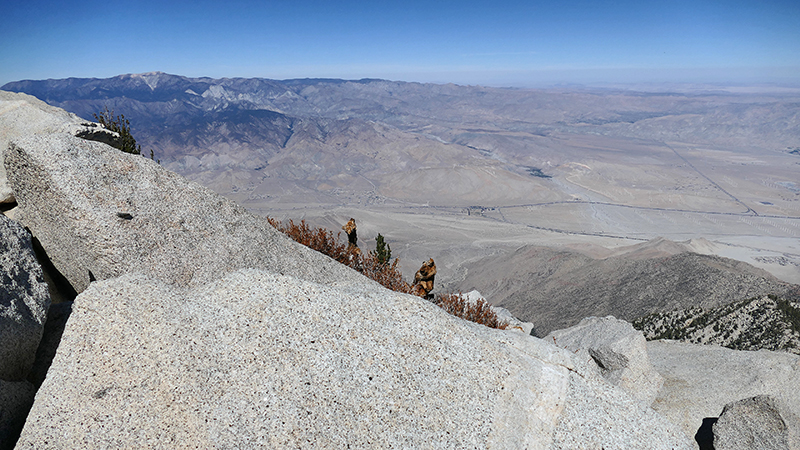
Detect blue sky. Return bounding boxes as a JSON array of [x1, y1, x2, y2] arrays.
[[1, 0, 798, 87]]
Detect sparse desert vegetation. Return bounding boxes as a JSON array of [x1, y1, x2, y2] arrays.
[[633, 294, 800, 353], [433, 292, 508, 330], [92, 107, 142, 155], [266, 217, 509, 329]]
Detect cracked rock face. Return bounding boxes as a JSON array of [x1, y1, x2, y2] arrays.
[[546, 316, 664, 406], [0, 214, 48, 450], [0, 213, 50, 381]]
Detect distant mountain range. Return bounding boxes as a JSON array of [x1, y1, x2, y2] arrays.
[[4, 72, 800, 208]]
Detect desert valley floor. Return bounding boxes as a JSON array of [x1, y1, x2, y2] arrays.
[[235, 130, 800, 287]]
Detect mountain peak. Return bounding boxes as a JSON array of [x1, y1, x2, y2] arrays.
[[125, 71, 179, 90]]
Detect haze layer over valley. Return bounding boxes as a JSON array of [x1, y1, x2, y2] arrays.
[[5, 72, 799, 294]]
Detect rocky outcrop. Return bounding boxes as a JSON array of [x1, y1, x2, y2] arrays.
[[16, 270, 693, 449], [5, 133, 375, 295], [647, 340, 800, 445], [546, 316, 663, 406], [0, 91, 119, 204], [549, 353, 690, 450], [0, 214, 50, 381], [412, 257, 437, 298], [634, 295, 800, 354], [713, 395, 798, 450]]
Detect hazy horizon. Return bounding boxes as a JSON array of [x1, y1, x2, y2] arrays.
[[2, 0, 799, 88]]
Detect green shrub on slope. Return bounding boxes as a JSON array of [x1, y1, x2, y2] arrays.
[[93, 107, 142, 155]]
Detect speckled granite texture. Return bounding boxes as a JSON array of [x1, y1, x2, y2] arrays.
[[17, 270, 692, 449]]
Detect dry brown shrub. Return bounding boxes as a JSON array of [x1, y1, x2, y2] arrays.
[[267, 217, 411, 293], [359, 253, 413, 294], [268, 218, 506, 329], [434, 293, 509, 330], [267, 218, 352, 264]]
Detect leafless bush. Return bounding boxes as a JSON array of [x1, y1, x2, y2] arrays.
[[267, 218, 411, 293], [434, 293, 509, 330], [268, 218, 506, 329]]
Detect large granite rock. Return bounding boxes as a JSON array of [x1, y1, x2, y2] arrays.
[[0, 213, 50, 381], [647, 340, 800, 445], [5, 133, 375, 295], [546, 316, 663, 406], [17, 270, 693, 449], [713, 395, 797, 450], [0, 380, 35, 450], [549, 351, 691, 450], [0, 90, 117, 204]]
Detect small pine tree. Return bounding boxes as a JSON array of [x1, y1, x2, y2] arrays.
[[372, 233, 392, 265], [93, 106, 142, 155]]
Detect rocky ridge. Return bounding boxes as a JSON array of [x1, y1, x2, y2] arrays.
[[633, 294, 800, 354], [6, 73, 799, 153], [456, 241, 799, 336]]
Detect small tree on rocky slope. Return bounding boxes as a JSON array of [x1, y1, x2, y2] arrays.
[[372, 233, 392, 266], [93, 107, 142, 155]]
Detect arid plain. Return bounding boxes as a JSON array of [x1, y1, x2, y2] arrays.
[[241, 118, 800, 288]]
